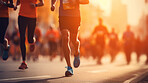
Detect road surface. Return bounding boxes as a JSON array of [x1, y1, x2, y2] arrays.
[[0, 52, 148, 83]]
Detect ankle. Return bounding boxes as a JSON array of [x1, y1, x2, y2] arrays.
[[22, 61, 26, 63], [67, 66, 72, 69], [74, 51, 80, 57]]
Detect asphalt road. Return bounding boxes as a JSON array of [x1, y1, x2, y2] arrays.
[[0, 52, 148, 83]]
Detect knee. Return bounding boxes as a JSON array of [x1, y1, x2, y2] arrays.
[[61, 29, 70, 42]]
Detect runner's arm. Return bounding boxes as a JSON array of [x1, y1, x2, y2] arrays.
[[31, 0, 44, 7], [16, 0, 20, 6], [0, 0, 14, 8], [14, 0, 20, 10], [36, 0, 44, 7], [51, 0, 56, 11], [51, 0, 56, 6]]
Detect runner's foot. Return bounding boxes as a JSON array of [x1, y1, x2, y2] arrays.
[[73, 51, 80, 68], [65, 66, 73, 77], [2, 45, 10, 61], [19, 62, 28, 69]]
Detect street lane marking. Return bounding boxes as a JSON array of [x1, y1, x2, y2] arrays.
[[0, 75, 51, 82], [87, 70, 108, 73]]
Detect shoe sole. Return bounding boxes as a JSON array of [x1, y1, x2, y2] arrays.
[[65, 71, 73, 77], [19, 67, 28, 70], [74, 57, 80, 68]]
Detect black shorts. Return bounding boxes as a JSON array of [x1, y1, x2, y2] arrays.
[[59, 16, 80, 34]]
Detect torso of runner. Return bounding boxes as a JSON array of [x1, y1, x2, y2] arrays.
[[95, 25, 108, 42], [93, 25, 108, 46], [19, 0, 37, 18], [46, 30, 58, 42], [62, 0, 76, 10], [59, 0, 80, 17], [123, 31, 134, 46], [0, 0, 9, 18], [109, 32, 118, 48]]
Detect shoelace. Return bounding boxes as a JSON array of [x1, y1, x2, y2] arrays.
[[65, 66, 73, 74], [65, 66, 72, 69]]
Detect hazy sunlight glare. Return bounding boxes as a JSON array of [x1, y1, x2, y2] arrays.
[[90, 0, 111, 16]]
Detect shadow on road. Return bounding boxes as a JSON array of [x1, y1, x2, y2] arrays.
[[16, 76, 65, 83], [13, 70, 27, 72], [0, 70, 26, 74]]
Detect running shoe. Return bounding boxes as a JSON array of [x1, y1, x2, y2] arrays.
[[73, 51, 80, 68], [19, 62, 28, 69], [65, 66, 73, 77], [2, 45, 10, 61]]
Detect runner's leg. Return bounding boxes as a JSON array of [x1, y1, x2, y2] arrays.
[[28, 18, 36, 52], [61, 29, 71, 67], [0, 18, 8, 45], [28, 18, 36, 44], [0, 18, 9, 60], [18, 16, 28, 62], [70, 32, 80, 56]]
